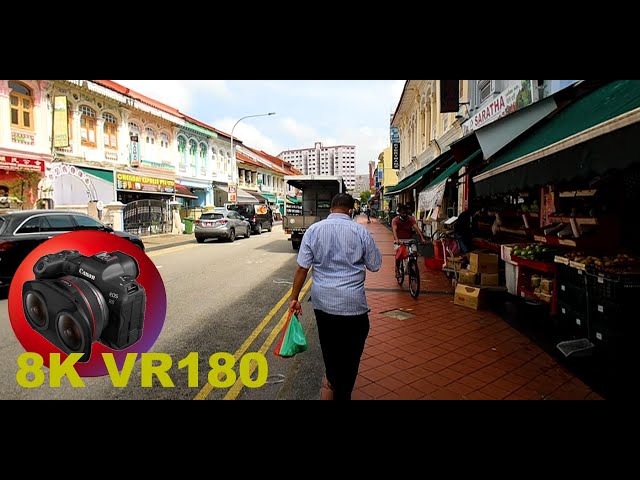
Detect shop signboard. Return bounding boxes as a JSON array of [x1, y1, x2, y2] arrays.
[[116, 172, 175, 193], [0, 156, 45, 173], [463, 80, 534, 135], [392, 142, 400, 170], [130, 135, 140, 167]]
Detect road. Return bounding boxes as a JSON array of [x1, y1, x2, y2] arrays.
[[0, 225, 325, 400]]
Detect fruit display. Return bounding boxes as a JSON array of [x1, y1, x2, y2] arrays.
[[564, 251, 640, 274], [511, 243, 558, 262]]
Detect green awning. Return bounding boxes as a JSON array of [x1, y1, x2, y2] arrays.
[[286, 195, 301, 204], [81, 167, 114, 183], [423, 149, 482, 191], [261, 192, 276, 202], [474, 80, 640, 195], [385, 151, 453, 195]]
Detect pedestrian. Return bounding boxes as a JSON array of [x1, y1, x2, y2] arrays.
[[289, 193, 382, 400], [366, 204, 371, 223]]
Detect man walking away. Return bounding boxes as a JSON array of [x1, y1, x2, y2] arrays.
[[289, 193, 382, 400]]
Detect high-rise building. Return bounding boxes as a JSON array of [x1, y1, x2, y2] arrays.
[[278, 142, 356, 191]]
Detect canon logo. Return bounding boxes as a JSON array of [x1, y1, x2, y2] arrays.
[[79, 268, 96, 281]]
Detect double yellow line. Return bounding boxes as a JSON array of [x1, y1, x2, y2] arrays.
[[193, 276, 313, 401]]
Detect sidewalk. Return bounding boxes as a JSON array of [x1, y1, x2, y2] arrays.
[[143, 233, 195, 252], [353, 216, 602, 400]]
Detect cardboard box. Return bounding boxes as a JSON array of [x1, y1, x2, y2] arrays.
[[539, 292, 552, 304], [540, 278, 553, 295], [480, 273, 500, 287], [468, 251, 499, 274], [459, 270, 478, 285], [446, 256, 465, 271], [454, 284, 485, 310]]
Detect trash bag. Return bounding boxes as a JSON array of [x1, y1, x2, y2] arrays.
[[274, 311, 308, 358]]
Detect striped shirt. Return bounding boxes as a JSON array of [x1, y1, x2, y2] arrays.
[[297, 213, 382, 316]]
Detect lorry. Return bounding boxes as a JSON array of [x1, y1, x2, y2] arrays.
[[283, 175, 347, 250]]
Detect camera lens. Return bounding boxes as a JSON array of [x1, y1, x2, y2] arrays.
[[56, 313, 84, 351], [24, 291, 49, 329]]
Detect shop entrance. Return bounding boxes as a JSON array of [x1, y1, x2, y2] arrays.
[[123, 199, 173, 236]]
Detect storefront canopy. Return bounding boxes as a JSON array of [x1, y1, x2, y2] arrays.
[[174, 183, 198, 199], [261, 192, 277, 203], [473, 80, 640, 196], [385, 151, 453, 196], [237, 188, 259, 204], [419, 149, 482, 211]]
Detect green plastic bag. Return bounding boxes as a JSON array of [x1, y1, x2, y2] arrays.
[[274, 312, 308, 358]]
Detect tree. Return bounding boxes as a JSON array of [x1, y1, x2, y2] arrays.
[[360, 191, 372, 204]]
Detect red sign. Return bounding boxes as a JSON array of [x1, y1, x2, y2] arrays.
[[0, 156, 46, 173]]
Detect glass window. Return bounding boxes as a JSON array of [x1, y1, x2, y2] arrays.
[[102, 113, 118, 149], [80, 105, 97, 147], [16, 216, 48, 234], [9, 81, 33, 130], [72, 214, 104, 229], [42, 215, 76, 232]]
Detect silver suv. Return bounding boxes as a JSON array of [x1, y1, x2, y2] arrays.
[[194, 208, 251, 243]]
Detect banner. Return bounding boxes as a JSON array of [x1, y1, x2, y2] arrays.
[[418, 179, 447, 212], [53, 96, 69, 148]]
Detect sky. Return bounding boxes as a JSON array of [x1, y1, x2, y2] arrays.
[[114, 80, 405, 175]]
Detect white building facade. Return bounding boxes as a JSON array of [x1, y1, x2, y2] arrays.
[[278, 142, 356, 191]]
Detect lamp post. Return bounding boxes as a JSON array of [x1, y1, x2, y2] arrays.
[[229, 112, 276, 189]]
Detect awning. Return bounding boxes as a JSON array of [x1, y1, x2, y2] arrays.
[[286, 195, 301, 204], [419, 150, 482, 210], [385, 151, 453, 196], [249, 191, 269, 203], [237, 188, 259, 203], [174, 183, 198, 199], [261, 192, 277, 202], [473, 80, 640, 196]]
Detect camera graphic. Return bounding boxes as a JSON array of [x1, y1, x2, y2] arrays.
[[22, 250, 146, 363]]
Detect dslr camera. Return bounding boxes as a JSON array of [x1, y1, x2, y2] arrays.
[[22, 250, 146, 363]]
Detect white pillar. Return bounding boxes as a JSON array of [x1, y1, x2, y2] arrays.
[[105, 201, 125, 231], [0, 80, 11, 146]]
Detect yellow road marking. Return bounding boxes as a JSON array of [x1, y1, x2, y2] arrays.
[[193, 275, 312, 400], [223, 278, 313, 401]]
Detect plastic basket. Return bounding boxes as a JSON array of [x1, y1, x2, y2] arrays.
[[557, 282, 588, 313], [557, 264, 587, 288], [587, 271, 640, 304], [556, 339, 594, 358]]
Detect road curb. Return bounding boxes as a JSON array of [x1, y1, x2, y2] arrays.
[[145, 239, 196, 253]]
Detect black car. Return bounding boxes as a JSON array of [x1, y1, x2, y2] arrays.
[[0, 210, 144, 287], [227, 203, 273, 234]]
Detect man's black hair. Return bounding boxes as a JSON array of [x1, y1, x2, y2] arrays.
[[398, 204, 409, 212], [331, 193, 355, 210]]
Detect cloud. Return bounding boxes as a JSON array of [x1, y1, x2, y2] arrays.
[[113, 80, 230, 114], [213, 117, 283, 157], [280, 117, 319, 144]]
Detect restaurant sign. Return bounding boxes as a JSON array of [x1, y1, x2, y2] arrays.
[[116, 172, 175, 193]]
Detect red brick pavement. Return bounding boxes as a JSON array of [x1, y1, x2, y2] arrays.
[[353, 216, 602, 400]]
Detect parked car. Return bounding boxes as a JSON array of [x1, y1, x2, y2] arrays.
[[227, 203, 273, 234], [194, 208, 251, 243], [0, 210, 145, 287]]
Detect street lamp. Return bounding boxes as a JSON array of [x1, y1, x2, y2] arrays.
[[229, 112, 276, 187]]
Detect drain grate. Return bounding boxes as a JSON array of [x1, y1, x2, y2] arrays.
[[381, 309, 416, 320]]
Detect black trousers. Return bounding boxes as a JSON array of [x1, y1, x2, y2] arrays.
[[314, 309, 370, 400]]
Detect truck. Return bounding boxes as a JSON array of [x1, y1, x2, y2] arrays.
[[283, 175, 347, 250]]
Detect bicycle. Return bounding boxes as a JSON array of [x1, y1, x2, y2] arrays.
[[395, 239, 421, 299]]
